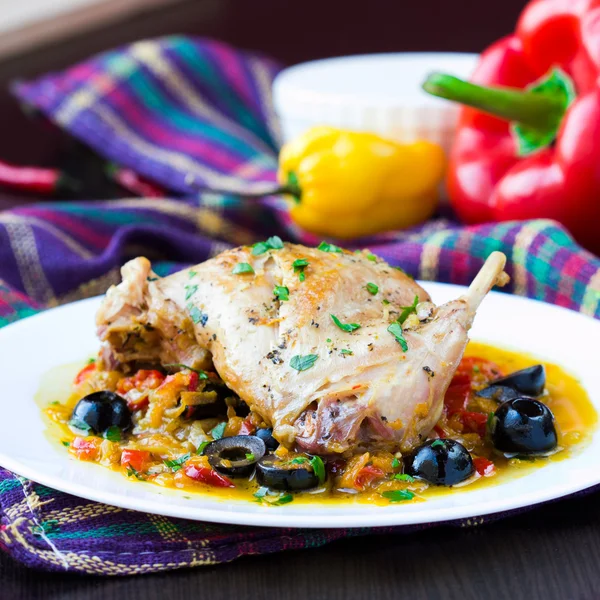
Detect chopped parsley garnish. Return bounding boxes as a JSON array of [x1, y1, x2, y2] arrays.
[[69, 417, 91, 434], [391, 457, 400, 469], [245, 453, 255, 461], [188, 270, 197, 279], [87, 357, 96, 364], [392, 473, 415, 483], [365, 252, 377, 262], [164, 363, 208, 379], [289, 457, 309, 465], [61, 440, 70, 447], [398, 295, 419, 325], [487, 413, 495, 430], [382, 299, 390, 305], [252, 236, 284, 255], [387, 322, 408, 352], [197, 441, 210, 455], [317, 241, 342, 253], [473, 365, 481, 373], [431, 439, 445, 448], [326, 338, 332, 343], [232, 262, 255, 275], [50, 401, 59, 406], [103, 426, 121, 442], [382, 490, 415, 502], [126, 465, 145, 480], [366, 282, 379, 295], [184, 284, 198, 301], [211, 422, 227, 440], [273, 285, 290, 301], [290, 354, 318, 372], [272, 493, 294, 506], [292, 258, 309, 281], [164, 453, 191, 472], [187, 303, 208, 326], [254, 487, 269, 499], [330, 314, 361, 333], [340, 349, 353, 356], [309, 455, 326, 485], [253, 487, 294, 506]]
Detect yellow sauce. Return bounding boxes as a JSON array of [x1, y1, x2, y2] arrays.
[[38, 342, 597, 507]]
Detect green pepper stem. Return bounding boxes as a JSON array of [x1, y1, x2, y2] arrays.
[[422, 72, 564, 131]]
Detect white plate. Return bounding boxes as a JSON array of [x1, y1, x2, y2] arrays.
[[0, 283, 598, 529]]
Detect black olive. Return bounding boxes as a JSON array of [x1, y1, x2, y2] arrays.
[[203, 435, 265, 478], [491, 365, 546, 397], [476, 385, 520, 403], [256, 455, 319, 491], [255, 427, 279, 450], [490, 397, 557, 454], [183, 390, 228, 420], [404, 439, 475, 486], [70, 391, 132, 435]]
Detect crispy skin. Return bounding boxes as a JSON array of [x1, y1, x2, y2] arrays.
[[96, 244, 505, 454]]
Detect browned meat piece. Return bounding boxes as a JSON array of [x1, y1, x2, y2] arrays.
[[96, 243, 507, 454]]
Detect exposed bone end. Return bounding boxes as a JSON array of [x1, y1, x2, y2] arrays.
[[463, 251, 509, 314]]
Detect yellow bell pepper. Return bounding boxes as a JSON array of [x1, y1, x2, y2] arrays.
[[277, 126, 446, 239]]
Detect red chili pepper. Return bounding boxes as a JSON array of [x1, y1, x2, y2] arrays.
[[74, 362, 97, 385], [184, 464, 234, 488], [423, 0, 600, 253], [0, 159, 77, 196], [433, 425, 448, 439], [444, 378, 472, 415], [107, 163, 164, 198], [188, 371, 199, 392], [473, 457, 496, 477], [121, 449, 150, 472], [354, 465, 385, 490], [461, 411, 489, 437]]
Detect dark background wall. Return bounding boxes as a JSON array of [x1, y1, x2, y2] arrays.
[[0, 0, 528, 168]]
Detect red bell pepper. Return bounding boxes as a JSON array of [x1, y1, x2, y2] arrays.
[[184, 464, 234, 488], [423, 0, 600, 253]]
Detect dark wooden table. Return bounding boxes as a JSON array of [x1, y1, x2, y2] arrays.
[[2, 487, 600, 600]]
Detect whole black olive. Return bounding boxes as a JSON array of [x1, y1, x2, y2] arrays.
[[491, 365, 546, 397], [490, 397, 557, 454], [203, 435, 265, 477], [256, 455, 319, 491], [70, 391, 132, 435], [255, 427, 279, 450], [404, 439, 475, 486]]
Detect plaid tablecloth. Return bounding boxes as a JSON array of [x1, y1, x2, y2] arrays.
[[0, 36, 598, 575]]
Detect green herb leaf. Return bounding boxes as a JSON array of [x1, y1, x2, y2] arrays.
[[473, 365, 481, 373], [392, 473, 415, 482], [382, 490, 415, 502], [187, 303, 208, 326], [252, 236, 284, 255], [330, 314, 361, 333], [197, 441, 210, 455], [126, 465, 145, 480], [391, 457, 400, 469], [245, 453, 255, 461], [290, 354, 318, 372], [87, 357, 96, 364], [50, 401, 59, 406], [232, 262, 255, 275], [317, 241, 342, 253], [387, 322, 408, 352], [211, 422, 227, 440], [309, 455, 326, 485], [365, 252, 377, 262], [272, 493, 294, 505], [104, 426, 121, 442], [273, 285, 290, 301], [184, 284, 198, 301], [164, 453, 191, 472], [366, 282, 379, 295], [289, 457, 309, 465], [398, 295, 419, 325], [164, 363, 209, 379], [340, 349, 353, 356], [188, 270, 197, 279], [253, 487, 269, 499], [431, 439, 445, 448], [61, 440, 70, 447], [487, 413, 495, 431], [382, 299, 390, 305], [292, 258, 309, 281], [326, 338, 332, 343], [69, 417, 92, 434]]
